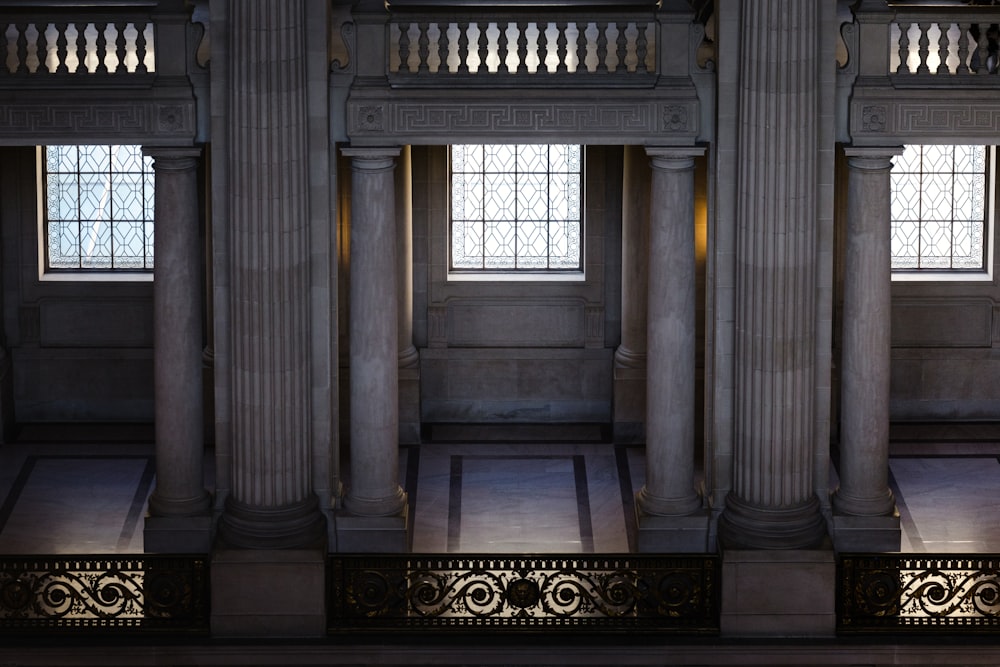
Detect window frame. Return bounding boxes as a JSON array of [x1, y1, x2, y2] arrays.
[[447, 143, 585, 282], [36, 145, 155, 283], [890, 144, 995, 283]]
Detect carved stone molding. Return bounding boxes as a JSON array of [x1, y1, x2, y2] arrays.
[[0, 97, 197, 145], [346, 92, 700, 144], [850, 91, 1000, 144]]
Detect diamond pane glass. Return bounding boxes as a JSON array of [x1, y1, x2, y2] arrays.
[[450, 144, 583, 273], [890, 145, 988, 272], [43, 145, 155, 271]]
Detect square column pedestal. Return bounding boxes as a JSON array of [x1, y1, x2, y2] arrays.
[[832, 512, 901, 552], [721, 549, 836, 637], [211, 546, 327, 637], [334, 505, 410, 552], [636, 509, 711, 552]]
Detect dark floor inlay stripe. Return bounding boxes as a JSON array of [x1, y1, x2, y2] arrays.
[[0, 457, 39, 533], [615, 445, 638, 552], [117, 456, 156, 551], [573, 455, 595, 553], [447, 455, 463, 552]]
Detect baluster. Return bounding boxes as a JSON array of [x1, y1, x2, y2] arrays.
[[95, 21, 108, 73], [74, 21, 87, 72], [477, 21, 488, 73], [896, 21, 910, 74], [537, 21, 549, 73], [916, 22, 930, 74], [437, 21, 449, 73], [556, 21, 568, 74], [0, 23, 7, 74], [36, 22, 50, 73], [398, 22, 411, 73], [956, 23, 970, 74], [114, 20, 127, 72], [417, 22, 430, 74], [596, 21, 609, 73], [55, 22, 68, 73], [516, 20, 528, 74], [616, 22, 628, 72], [575, 20, 587, 73], [936, 22, 950, 74], [135, 21, 148, 74], [497, 21, 509, 74], [636, 20, 649, 73], [457, 21, 469, 74], [15, 22, 29, 73], [975, 22, 989, 73]]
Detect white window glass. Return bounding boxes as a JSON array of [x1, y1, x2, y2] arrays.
[[451, 144, 582, 274], [890, 145, 988, 273], [43, 145, 155, 272]]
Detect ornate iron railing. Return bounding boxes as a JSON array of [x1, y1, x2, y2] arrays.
[[328, 553, 719, 633], [838, 553, 1000, 633], [0, 555, 209, 634]]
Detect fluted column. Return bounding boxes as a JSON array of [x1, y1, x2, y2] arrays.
[[338, 146, 408, 551], [832, 147, 901, 551], [143, 146, 211, 553], [635, 146, 709, 552], [613, 145, 650, 442], [216, 0, 325, 549], [718, 0, 828, 549]]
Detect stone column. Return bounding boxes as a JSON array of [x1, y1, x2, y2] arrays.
[[832, 147, 902, 551], [635, 146, 709, 552], [613, 145, 650, 443], [337, 146, 409, 552], [717, 0, 828, 550], [143, 146, 212, 553], [396, 145, 421, 445], [215, 0, 325, 551]]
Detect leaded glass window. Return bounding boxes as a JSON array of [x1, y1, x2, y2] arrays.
[[890, 145, 988, 272], [43, 145, 155, 272], [450, 144, 582, 273]]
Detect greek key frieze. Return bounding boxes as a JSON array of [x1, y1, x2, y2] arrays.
[[895, 103, 1000, 134], [0, 100, 195, 141], [392, 103, 656, 133]]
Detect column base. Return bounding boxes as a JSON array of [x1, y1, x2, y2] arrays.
[[612, 357, 645, 444], [636, 508, 711, 552], [334, 504, 409, 552], [832, 511, 901, 552], [216, 495, 327, 550], [718, 493, 828, 550], [144, 515, 213, 553], [211, 544, 327, 638], [720, 548, 835, 637]]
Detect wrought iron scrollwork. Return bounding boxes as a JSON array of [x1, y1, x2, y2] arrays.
[[0, 556, 209, 634], [330, 554, 719, 632], [839, 554, 1000, 633]]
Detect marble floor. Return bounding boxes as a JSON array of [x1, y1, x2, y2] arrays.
[[0, 423, 997, 554]]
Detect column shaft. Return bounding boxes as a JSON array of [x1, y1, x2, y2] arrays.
[[218, 0, 324, 549], [719, 0, 827, 549], [146, 147, 210, 521], [834, 148, 900, 518], [637, 148, 703, 517], [344, 147, 407, 518], [617, 145, 650, 369]]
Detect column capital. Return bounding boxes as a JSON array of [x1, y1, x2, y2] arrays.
[[342, 145, 402, 170], [844, 145, 904, 170], [645, 145, 706, 170], [141, 145, 203, 167]]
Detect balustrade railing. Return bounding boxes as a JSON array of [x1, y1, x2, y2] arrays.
[[1, 10, 155, 77], [857, 5, 1000, 81], [838, 553, 1000, 633], [0, 555, 209, 635], [387, 9, 658, 87], [328, 553, 719, 633]]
